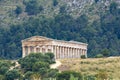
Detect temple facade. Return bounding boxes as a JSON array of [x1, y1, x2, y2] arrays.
[[21, 36, 88, 59]]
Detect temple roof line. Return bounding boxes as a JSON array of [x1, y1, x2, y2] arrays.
[[22, 36, 88, 45]]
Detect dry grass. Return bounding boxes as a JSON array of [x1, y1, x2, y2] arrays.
[[58, 57, 120, 80]]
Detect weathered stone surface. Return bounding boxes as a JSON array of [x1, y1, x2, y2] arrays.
[[22, 36, 88, 59]]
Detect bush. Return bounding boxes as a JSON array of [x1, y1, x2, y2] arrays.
[[56, 71, 82, 80], [5, 69, 21, 80], [81, 55, 86, 59], [53, 0, 58, 6], [95, 54, 103, 58], [25, 0, 43, 15], [15, 6, 22, 15], [96, 70, 108, 80]]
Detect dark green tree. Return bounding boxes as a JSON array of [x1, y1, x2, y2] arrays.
[[53, 0, 58, 6], [109, 2, 118, 15], [15, 6, 22, 15], [101, 49, 110, 57], [5, 69, 21, 80], [94, 0, 99, 3], [56, 71, 82, 80], [25, 0, 43, 15]]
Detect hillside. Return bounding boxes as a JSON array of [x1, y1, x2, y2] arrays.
[[0, 0, 116, 26], [58, 57, 120, 79], [0, 0, 120, 59]]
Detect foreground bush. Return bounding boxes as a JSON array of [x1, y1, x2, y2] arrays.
[[56, 71, 82, 80]]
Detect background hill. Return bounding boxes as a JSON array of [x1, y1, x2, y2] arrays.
[[0, 0, 120, 59]]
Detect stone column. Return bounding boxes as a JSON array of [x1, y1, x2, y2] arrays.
[[85, 49, 87, 58], [79, 49, 81, 58], [66, 47, 68, 58], [28, 46, 30, 55], [59, 46, 61, 59], [34, 47, 36, 53], [58, 46, 60, 59], [70, 48, 72, 58], [74, 48, 77, 58], [39, 47, 41, 53], [82, 49, 84, 55], [51, 45, 54, 53], [72, 48, 74, 58], [22, 46, 25, 58], [67, 47, 69, 58], [70, 47, 73, 58], [56, 46, 58, 59], [75, 48, 77, 58], [76, 48, 79, 58], [55, 46, 57, 59], [78, 49, 80, 58], [65, 47, 67, 58], [60, 46, 62, 59], [53, 45, 55, 59], [69, 47, 71, 58], [62, 47, 65, 58], [69, 47, 72, 58], [83, 49, 85, 55]]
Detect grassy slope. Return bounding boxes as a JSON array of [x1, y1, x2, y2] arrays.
[[58, 57, 120, 79]]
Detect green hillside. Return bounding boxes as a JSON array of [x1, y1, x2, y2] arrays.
[[0, 0, 120, 59]]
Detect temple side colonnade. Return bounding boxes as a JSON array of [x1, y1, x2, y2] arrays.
[[22, 36, 88, 59]]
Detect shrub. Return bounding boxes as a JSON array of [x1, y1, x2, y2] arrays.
[[96, 70, 108, 80], [56, 71, 82, 80], [5, 69, 21, 80], [81, 55, 86, 59], [95, 54, 103, 58], [15, 6, 22, 15]]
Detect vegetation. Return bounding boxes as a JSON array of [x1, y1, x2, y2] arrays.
[[15, 6, 23, 15], [0, 0, 120, 59], [0, 53, 59, 80], [24, 0, 44, 15], [56, 71, 82, 80], [0, 53, 120, 79], [59, 57, 120, 80], [0, 0, 120, 79]]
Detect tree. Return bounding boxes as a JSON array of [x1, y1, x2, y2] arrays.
[[24, 71, 34, 80], [5, 69, 21, 80], [25, 0, 43, 15], [53, 0, 58, 6], [0, 67, 9, 75], [0, 75, 5, 80], [101, 49, 110, 57], [45, 52, 54, 60], [94, 0, 99, 3], [59, 5, 66, 13], [30, 73, 41, 80], [70, 74, 78, 80], [32, 61, 49, 74], [15, 6, 22, 15], [18, 53, 56, 78], [56, 71, 82, 80], [109, 2, 118, 15]]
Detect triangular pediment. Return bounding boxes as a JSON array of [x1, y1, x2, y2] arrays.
[[22, 36, 52, 42]]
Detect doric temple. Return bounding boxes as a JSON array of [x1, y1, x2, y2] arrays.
[[21, 36, 88, 59]]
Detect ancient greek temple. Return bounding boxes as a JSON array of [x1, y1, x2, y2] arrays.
[[21, 36, 88, 59]]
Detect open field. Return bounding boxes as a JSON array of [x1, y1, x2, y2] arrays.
[[58, 57, 120, 79]]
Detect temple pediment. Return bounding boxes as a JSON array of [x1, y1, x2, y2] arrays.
[[22, 36, 52, 42]]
